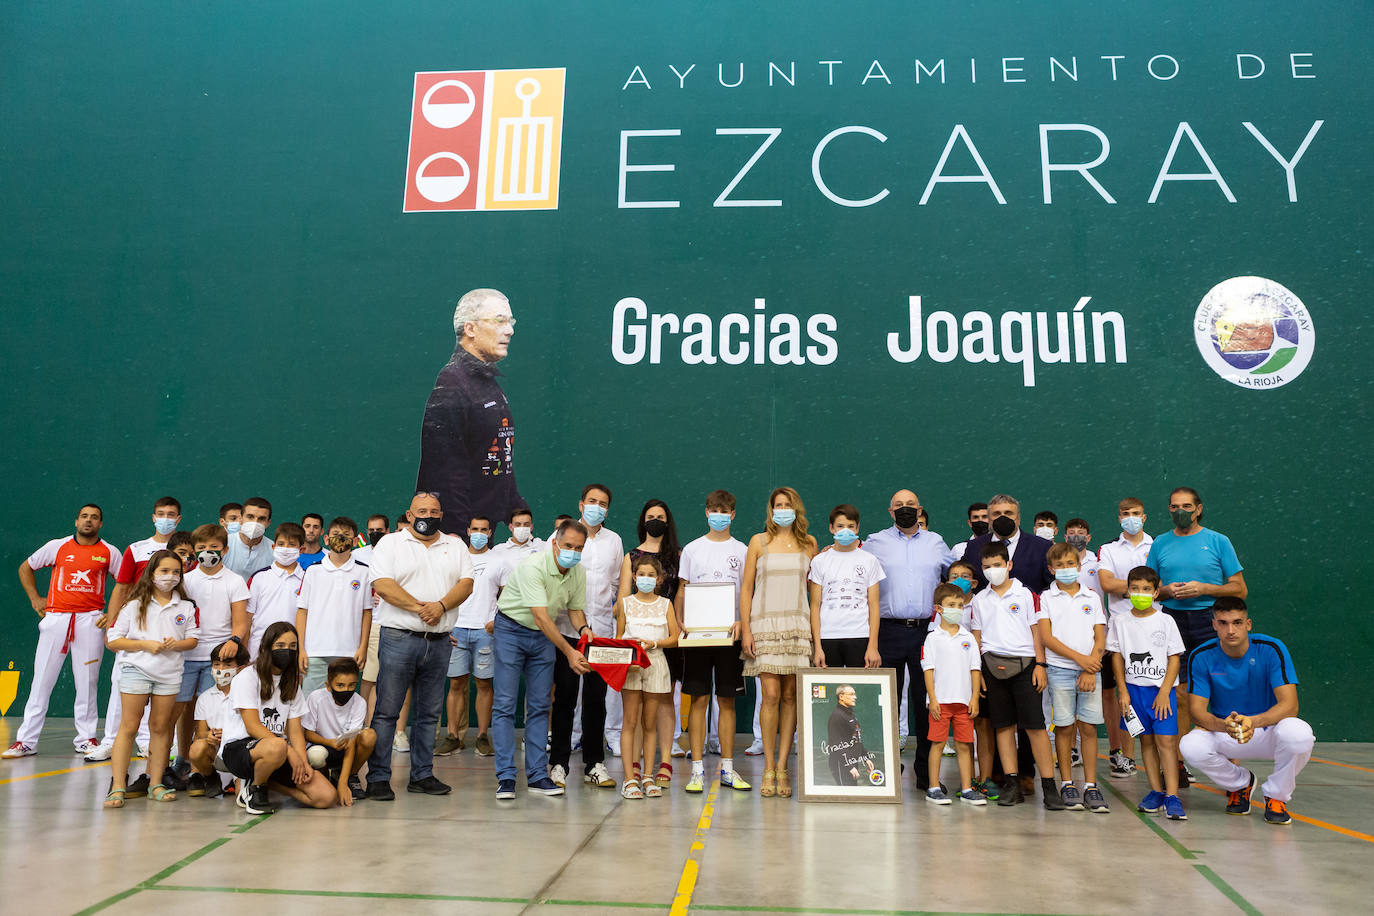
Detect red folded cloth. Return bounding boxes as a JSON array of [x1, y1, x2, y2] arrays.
[[576, 634, 651, 691]]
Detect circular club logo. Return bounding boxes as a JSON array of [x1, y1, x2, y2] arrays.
[[1194, 277, 1314, 389], [869, 769, 885, 786]]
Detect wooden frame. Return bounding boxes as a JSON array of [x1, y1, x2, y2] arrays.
[[796, 667, 902, 804]]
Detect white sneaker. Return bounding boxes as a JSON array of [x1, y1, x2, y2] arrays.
[[2, 742, 36, 759], [84, 742, 114, 762], [393, 732, 410, 753], [73, 738, 100, 755], [744, 739, 764, 756], [706, 739, 722, 756], [604, 738, 620, 757], [135, 744, 149, 760], [942, 740, 957, 757], [900, 736, 909, 752], [671, 743, 686, 758], [584, 762, 614, 787], [549, 764, 568, 787]]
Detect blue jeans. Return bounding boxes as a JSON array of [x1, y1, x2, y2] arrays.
[[367, 627, 449, 785], [492, 613, 556, 784]]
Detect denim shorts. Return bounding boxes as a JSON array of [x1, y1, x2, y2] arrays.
[[449, 626, 495, 678], [1046, 665, 1104, 727], [119, 663, 181, 696], [177, 659, 214, 702]]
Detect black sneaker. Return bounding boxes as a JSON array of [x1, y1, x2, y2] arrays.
[[1058, 783, 1084, 810], [407, 776, 452, 795], [365, 781, 395, 801], [203, 775, 226, 799], [1264, 798, 1292, 825], [996, 778, 1025, 807], [1042, 783, 1066, 811], [187, 772, 207, 797], [1083, 785, 1110, 813], [1177, 761, 1191, 789], [125, 773, 151, 798], [1227, 772, 1255, 815], [348, 775, 365, 797], [162, 768, 188, 793], [242, 784, 275, 815]]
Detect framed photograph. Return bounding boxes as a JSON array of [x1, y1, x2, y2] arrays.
[[796, 667, 902, 804]]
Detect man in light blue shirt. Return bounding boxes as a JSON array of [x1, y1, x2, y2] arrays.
[[863, 488, 956, 790]]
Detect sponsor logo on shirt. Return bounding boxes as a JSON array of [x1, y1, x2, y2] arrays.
[[1126, 650, 1167, 681], [728, 556, 741, 570]]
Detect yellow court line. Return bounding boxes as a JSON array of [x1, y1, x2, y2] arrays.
[[1310, 756, 1374, 775], [0, 760, 111, 786], [670, 777, 720, 916]]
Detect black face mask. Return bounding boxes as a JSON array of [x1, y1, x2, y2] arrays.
[[330, 688, 354, 706], [893, 507, 921, 529], [969, 520, 990, 537], [643, 518, 669, 538], [270, 648, 297, 670], [411, 516, 441, 537], [991, 515, 1017, 538], [368, 529, 385, 545]]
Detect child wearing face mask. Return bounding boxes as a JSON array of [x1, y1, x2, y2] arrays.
[[921, 583, 984, 805], [940, 561, 996, 791], [303, 657, 375, 807], [1033, 511, 1059, 542], [246, 523, 307, 658], [614, 556, 680, 798], [187, 640, 251, 798], [809, 504, 885, 670], [104, 551, 201, 808], [296, 518, 374, 695]]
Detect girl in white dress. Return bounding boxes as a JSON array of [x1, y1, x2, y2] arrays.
[[615, 555, 680, 798]]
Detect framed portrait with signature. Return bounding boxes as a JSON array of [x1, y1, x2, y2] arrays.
[[796, 667, 902, 804]]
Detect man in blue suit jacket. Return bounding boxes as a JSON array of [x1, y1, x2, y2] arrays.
[[961, 494, 1053, 594]]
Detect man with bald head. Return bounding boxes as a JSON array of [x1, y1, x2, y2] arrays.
[[417, 288, 524, 537], [863, 489, 956, 789]]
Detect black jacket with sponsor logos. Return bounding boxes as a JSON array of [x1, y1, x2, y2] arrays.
[[826, 704, 873, 786], [416, 347, 523, 536]]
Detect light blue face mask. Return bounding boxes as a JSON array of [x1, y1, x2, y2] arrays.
[[1120, 516, 1144, 535], [154, 517, 177, 536], [772, 509, 796, 527], [581, 504, 607, 527], [468, 532, 489, 550], [707, 512, 732, 532], [833, 528, 859, 546], [558, 548, 582, 569], [1054, 567, 1081, 585], [225, 521, 241, 535], [952, 576, 973, 595], [636, 575, 657, 593]]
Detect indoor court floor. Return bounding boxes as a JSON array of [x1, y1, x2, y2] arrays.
[[2, 719, 1369, 916]]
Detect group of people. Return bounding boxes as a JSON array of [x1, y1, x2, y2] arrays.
[[5, 485, 1314, 825]]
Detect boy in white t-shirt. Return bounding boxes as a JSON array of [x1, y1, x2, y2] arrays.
[[187, 640, 250, 798], [809, 504, 885, 669], [921, 583, 984, 805], [1037, 543, 1109, 813], [246, 523, 307, 658], [438, 515, 495, 757], [1096, 497, 1154, 777], [296, 517, 373, 695], [303, 657, 374, 807], [1107, 566, 1186, 820]]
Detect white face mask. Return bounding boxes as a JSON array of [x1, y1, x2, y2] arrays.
[[984, 567, 1009, 587], [939, 605, 963, 625], [240, 520, 266, 540], [153, 574, 180, 592], [273, 546, 300, 566], [212, 667, 236, 688], [1034, 526, 1055, 540], [511, 525, 532, 543]]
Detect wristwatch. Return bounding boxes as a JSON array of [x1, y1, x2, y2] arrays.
[[229, 635, 243, 646], [1034, 661, 1048, 668]]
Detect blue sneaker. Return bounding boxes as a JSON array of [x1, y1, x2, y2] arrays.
[[1137, 790, 1166, 813], [495, 779, 516, 800], [1164, 794, 1187, 820], [528, 776, 565, 796], [958, 788, 987, 806], [1059, 783, 1084, 810], [925, 786, 952, 805]]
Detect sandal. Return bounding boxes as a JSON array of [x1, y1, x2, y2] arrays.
[[776, 769, 792, 798], [103, 789, 126, 809], [761, 769, 777, 798], [654, 762, 672, 787], [149, 784, 176, 802], [621, 779, 644, 799], [642, 776, 662, 798]]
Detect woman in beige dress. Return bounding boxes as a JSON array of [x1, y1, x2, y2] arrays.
[[740, 486, 817, 798]]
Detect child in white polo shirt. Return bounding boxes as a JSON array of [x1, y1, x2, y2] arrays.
[[247, 522, 307, 658], [1063, 518, 1102, 599], [921, 583, 984, 805], [1096, 497, 1154, 777], [187, 639, 250, 798], [303, 657, 374, 807], [296, 517, 373, 695], [967, 541, 1063, 811], [1037, 543, 1109, 812], [809, 504, 885, 669]]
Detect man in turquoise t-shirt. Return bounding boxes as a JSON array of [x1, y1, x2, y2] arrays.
[[1146, 486, 1247, 741], [1179, 598, 1313, 825]]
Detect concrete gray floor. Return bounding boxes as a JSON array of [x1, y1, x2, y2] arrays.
[[2, 718, 1370, 916]]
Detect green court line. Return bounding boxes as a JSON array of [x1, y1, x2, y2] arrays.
[[1194, 865, 1264, 916], [1099, 781, 1196, 859], [72, 837, 232, 914], [147, 885, 528, 904], [230, 812, 272, 833], [72, 886, 142, 916]]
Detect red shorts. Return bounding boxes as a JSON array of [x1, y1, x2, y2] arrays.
[[927, 703, 974, 744]]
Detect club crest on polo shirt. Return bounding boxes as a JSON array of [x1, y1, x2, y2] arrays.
[[350, 579, 361, 590], [1007, 602, 1021, 615], [174, 613, 187, 626], [960, 640, 972, 650], [1082, 603, 1094, 615]]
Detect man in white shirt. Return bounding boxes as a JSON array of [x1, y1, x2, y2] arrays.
[[224, 497, 275, 579], [436, 515, 496, 757], [363, 492, 475, 800], [549, 485, 622, 789]]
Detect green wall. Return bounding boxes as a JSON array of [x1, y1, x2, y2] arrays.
[[2, 1, 1369, 739]]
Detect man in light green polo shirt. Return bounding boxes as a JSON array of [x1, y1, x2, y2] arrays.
[[491, 520, 593, 799]]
